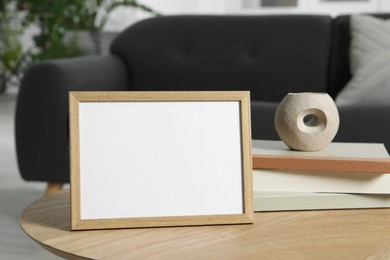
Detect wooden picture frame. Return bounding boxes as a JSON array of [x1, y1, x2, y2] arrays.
[[69, 91, 253, 230]]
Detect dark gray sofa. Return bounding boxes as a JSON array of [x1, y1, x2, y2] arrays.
[[15, 14, 390, 185]]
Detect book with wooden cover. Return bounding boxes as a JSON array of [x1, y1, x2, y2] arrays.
[[252, 140, 390, 173]]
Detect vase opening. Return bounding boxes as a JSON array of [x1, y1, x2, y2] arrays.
[[297, 108, 327, 134], [303, 114, 320, 127], [288, 92, 327, 96]]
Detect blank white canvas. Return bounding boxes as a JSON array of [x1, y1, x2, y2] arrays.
[[78, 101, 243, 220]]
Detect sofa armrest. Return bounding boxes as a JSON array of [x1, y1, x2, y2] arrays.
[[15, 55, 128, 183], [335, 105, 390, 152]]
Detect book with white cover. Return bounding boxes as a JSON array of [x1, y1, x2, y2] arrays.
[[252, 140, 390, 211], [253, 140, 390, 194], [254, 191, 390, 211]]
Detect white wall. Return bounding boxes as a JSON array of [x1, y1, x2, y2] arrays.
[[104, 0, 230, 31], [379, 0, 390, 10], [226, 0, 390, 16], [104, 0, 390, 31]]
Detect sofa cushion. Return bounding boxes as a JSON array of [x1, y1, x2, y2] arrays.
[[250, 101, 279, 140], [336, 15, 390, 106], [334, 105, 390, 151], [111, 15, 332, 102]]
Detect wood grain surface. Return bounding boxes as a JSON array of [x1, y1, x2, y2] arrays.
[[20, 190, 390, 259]]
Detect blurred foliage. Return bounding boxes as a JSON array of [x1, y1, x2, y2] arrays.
[[0, 0, 160, 93], [0, 0, 25, 92], [20, 0, 160, 60]]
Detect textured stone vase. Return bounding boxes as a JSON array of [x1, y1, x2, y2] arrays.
[[274, 92, 340, 151]]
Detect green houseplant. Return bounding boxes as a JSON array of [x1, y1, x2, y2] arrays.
[[21, 0, 160, 58], [0, 0, 24, 93], [0, 0, 160, 94]]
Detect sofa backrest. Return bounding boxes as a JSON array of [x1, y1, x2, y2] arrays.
[[111, 15, 332, 102]]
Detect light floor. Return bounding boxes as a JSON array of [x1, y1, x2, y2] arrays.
[[0, 91, 61, 259]]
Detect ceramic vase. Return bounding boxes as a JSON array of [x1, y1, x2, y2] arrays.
[[274, 92, 339, 151]]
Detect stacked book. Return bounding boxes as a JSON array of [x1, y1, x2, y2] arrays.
[[252, 140, 390, 211]]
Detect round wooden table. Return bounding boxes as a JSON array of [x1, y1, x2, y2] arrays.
[[20, 190, 390, 259]]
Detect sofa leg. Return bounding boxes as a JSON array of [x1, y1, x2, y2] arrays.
[[44, 182, 64, 196]]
